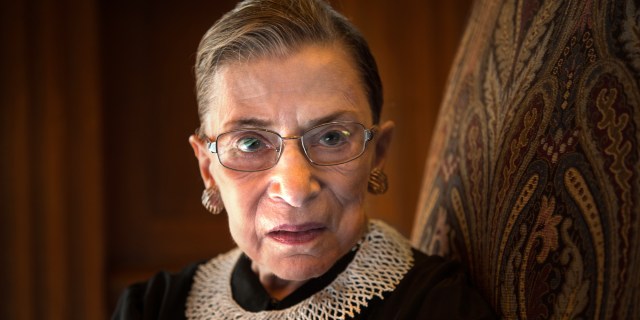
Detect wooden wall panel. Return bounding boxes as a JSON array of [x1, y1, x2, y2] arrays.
[[1, 2, 34, 318], [1, 0, 105, 318]]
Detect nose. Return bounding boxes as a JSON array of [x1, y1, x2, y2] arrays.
[[267, 140, 320, 207]]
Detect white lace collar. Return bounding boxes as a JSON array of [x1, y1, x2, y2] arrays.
[[185, 220, 414, 320]]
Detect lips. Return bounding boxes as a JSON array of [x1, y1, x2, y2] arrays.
[[267, 223, 326, 245]]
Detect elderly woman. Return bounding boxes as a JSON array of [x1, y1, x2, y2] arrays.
[[113, 0, 495, 319]]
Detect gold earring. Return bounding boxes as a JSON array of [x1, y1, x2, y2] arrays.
[[368, 168, 388, 195], [201, 185, 224, 215]]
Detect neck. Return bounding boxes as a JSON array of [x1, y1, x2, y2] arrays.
[[251, 263, 308, 301]]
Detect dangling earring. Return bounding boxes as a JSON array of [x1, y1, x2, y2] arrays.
[[368, 168, 388, 195], [202, 185, 224, 215]]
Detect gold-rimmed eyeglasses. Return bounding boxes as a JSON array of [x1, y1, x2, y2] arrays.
[[205, 121, 376, 172]]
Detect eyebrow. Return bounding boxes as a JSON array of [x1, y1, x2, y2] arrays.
[[225, 118, 271, 129], [224, 110, 359, 131], [306, 111, 358, 127]]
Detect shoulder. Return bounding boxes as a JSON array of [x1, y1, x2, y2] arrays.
[[361, 249, 496, 319], [111, 262, 202, 320]]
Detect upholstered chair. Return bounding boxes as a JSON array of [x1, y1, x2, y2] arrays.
[[413, 0, 640, 318]]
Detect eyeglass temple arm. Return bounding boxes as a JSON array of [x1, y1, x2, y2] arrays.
[[366, 126, 377, 142]]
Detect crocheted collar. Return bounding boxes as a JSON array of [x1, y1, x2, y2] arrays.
[[186, 220, 414, 320]]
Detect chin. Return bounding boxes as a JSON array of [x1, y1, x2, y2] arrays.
[[274, 255, 331, 281]]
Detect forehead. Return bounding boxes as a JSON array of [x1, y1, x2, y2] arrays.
[[206, 43, 371, 134]]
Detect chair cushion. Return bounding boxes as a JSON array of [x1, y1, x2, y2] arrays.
[[413, 1, 640, 318]]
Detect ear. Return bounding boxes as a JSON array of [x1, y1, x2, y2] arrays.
[[189, 134, 216, 189], [372, 120, 395, 169]]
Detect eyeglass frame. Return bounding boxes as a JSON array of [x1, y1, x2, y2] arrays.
[[202, 121, 378, 172]]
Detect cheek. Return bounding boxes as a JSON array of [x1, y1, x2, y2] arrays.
[[214, 168, 261, 208], [213, 170, 265, 242], [224, 190, 263, 255], [328, 161, 372, 204]]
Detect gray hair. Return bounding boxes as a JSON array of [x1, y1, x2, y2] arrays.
[[195, 0, 383, 135]]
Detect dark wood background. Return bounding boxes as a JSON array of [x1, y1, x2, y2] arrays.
[[1, 0, 472, 318]]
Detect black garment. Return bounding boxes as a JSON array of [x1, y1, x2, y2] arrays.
[[112, 263, 200, 320], [112, 250, 496, 320]]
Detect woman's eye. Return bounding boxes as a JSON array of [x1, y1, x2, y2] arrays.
[[236, 137, 265, 152], [319, 130, 350, 146]]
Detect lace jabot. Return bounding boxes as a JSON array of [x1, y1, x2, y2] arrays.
[[185, 219, 414, 320]]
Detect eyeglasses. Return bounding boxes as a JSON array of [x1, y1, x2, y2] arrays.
[[205, 121, 376, 172]]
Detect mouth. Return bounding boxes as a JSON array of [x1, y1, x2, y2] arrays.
[[267, 223, 327, 245]]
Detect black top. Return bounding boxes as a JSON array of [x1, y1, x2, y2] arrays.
[[112, 249, 496, 319]]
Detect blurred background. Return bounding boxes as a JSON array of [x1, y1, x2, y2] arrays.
[[0, 0, 472, 318]]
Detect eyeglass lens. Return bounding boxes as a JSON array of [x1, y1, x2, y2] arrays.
[[214, 122, 370, 171]]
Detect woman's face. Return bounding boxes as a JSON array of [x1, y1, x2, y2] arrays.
[[191, 43, 393, 281]]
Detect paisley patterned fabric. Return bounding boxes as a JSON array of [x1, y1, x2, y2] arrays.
[[412, 0, 640, 318]]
